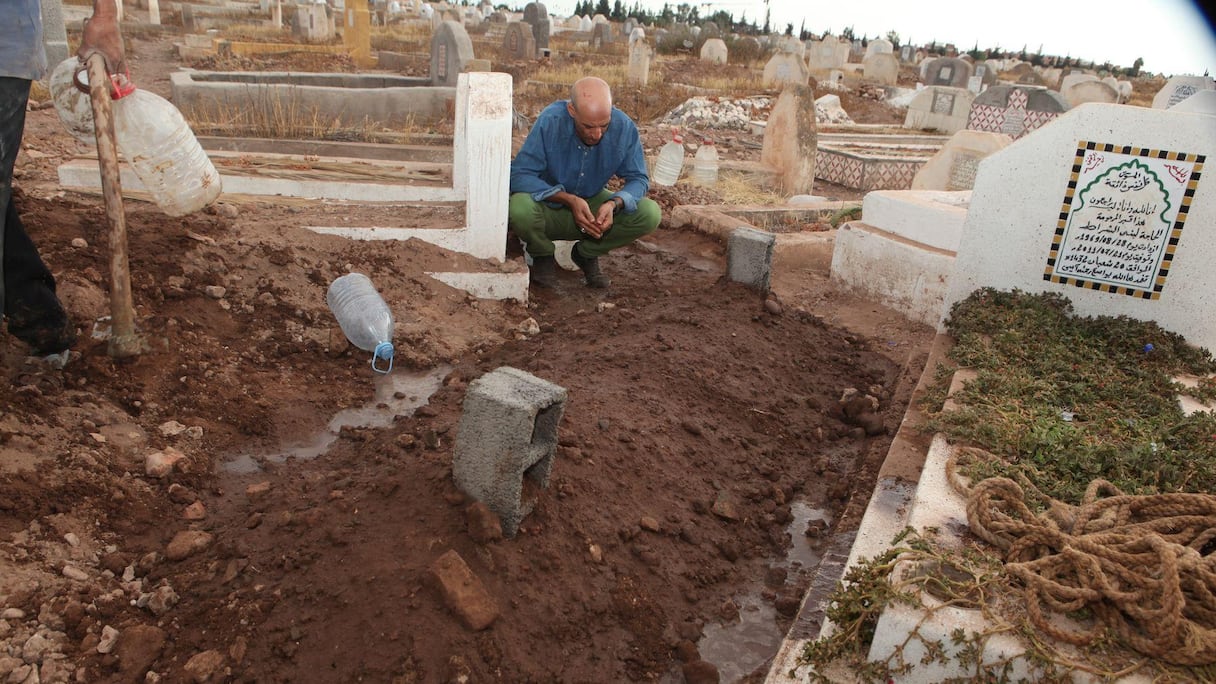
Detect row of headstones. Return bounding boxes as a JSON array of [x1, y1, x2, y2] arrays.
[[905, 74, 1214, 142]]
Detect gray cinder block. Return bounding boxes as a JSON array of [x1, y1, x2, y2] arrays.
[[453, 366, 567, 537], [727, 226, 776, 292]]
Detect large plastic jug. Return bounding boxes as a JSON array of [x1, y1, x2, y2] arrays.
[[692, 137, 719, 186], [652, 129, 685, 186], [326, 273, 395, 374], [112, 89, 222, 217]]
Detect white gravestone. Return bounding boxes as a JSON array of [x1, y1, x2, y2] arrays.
[[944, 103, 1216, 350]]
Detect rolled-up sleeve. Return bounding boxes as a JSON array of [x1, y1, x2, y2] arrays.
[[611, 124, 650, 213]]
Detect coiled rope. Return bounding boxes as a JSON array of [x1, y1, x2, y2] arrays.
[[965, 476, 1216, 666]]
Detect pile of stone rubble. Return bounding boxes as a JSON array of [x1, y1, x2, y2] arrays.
[[660, 94, 855, 130]]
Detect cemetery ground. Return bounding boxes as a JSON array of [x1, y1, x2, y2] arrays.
[[0, 32, 938, 683]]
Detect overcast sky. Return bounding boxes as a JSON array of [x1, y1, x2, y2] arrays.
[[541, 0, 1216, 77]]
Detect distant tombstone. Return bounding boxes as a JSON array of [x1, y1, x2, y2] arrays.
[[945, 101, 1216, 351], [967, 84, 1069, 139], [924, 57, 972, 88], [863, 52, 898, 86], [911, 129, 1012, 191], [590, 22, 612, 49], [522, 2, 550, 53], [866, 38, 893, 58], [563, 15, 579, 29], [591, 13, 608, 24], [903, 86, 975, 134], [689, 25, 701, 38], [763, 52, 810, 88], [808, 38, 844, 74], [627, 40, 650, 86], [430, 20, 474, 87], [761, 84, 818, 194], [1152, 75, 1216, 109], [700, 22, 720, 39], [629, 27, 645, 45], [851, 39, 864, 56], [293, 3, 334, 41], [1062, 79, 1119, 107], [973, 62, 997, 88], [777, 34, 804, 57], [502, 22, 536, 60], [699, 38, 727, 64], [1038, 67, 1063, 89], [1060, 72, 1099, 94], [622, 17, 635, 35], [490, 9, 509, 22], [899, 44, 913, 62], [578, 15, 592, 32]]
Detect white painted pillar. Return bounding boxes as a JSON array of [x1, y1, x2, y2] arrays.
[[454, 72, 512, 262], [148, 0, 160, 24]]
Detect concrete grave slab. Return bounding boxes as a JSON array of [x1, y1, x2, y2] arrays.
[[903, 86, 975, 134], [912, 129, 1012, 191], [1152, 75, 1216, 109]]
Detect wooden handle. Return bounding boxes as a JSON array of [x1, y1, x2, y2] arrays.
[[85, 53, 144, 358]]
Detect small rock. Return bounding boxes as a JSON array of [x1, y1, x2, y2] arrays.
[[328, 327, 350, 356], [639, 516, 661, 533], [428, 550, 499, 631], [113, 624, 166, 679], [62, 532, 80, 548], [516, 317, 540, 336], [680, 420, 703, 436], [70, 238, 88, 249], [61, 565, 88, 581], [167, 484, 197, 504], [183, 649, 225, 683], [711, 493, 739, 521], [5, 664, 32, 682], [1, 608, 25, 620], [183, 502, 206, 520], [203, 285, 227, 300], [682, 659, 721, 684], [588, 544, 603, 563], [764, 298, 783, 315], [228, 636, 248, 665], [144, 447, 186, 478], [245, 482, 272, 499], [166, 530, 213, 561], [213, 203, 239, 219], [718, 599, 739, 622], [775, 592, 802, 617], [143, 583, 179, 616], [22, 633, 52, 664], [96, 626, 119, 654], [158, 421, 188, 437], [465, 502, 503, 544]]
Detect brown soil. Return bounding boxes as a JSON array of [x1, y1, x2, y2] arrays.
[[0, 31, 934, 683]]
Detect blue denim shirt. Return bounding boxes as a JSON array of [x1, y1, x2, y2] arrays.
[[509, 100, 650, 213], [0, 0, 47, 81]]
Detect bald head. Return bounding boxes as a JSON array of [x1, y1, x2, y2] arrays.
[[570, 77, 612, 118], [567, 77, 613, 146]]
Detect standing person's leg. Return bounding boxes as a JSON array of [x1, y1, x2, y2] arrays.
[[1, 77, 74, 354]]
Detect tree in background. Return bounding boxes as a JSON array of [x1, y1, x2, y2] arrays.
[[610, 0, 624, 20], [594, 0, 609, 17], [885, 30, 900, 49]]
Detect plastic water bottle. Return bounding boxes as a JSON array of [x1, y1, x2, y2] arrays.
[[111, 88, 222, 217], [652, 130, 685, 186], [326, 273, 395, 374], [692, 137, 719, 186], [49, 58, 96, 145]]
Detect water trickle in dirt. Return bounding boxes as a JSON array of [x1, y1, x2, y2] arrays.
[[220, 366, 450, 474], [698, 501, 832, 682]]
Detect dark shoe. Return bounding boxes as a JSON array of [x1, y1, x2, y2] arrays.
[[572, 245, 611, 288], [528, 254, 560, 289], [28, 320, 77, 356]]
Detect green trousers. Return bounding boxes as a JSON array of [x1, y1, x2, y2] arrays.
[[508, 190, 661, 259]]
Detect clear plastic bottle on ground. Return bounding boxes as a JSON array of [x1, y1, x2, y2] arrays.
[[692, 137, 719, 186], [326, 273, 396, 374], [652, 129, 685, 186], [112, 88, 222, 216]]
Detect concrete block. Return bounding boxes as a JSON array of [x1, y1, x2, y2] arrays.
[[858, 190, 969, 252], [428, 549, 499, 630], [453, 367, 567, 537], [727, 226, 776, 292]]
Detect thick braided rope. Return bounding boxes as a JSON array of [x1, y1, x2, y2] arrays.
[[966, 477, 1216, 666]]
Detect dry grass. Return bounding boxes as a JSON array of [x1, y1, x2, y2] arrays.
[[183, 95, 431, 142], [713, 173, 785, 205]]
